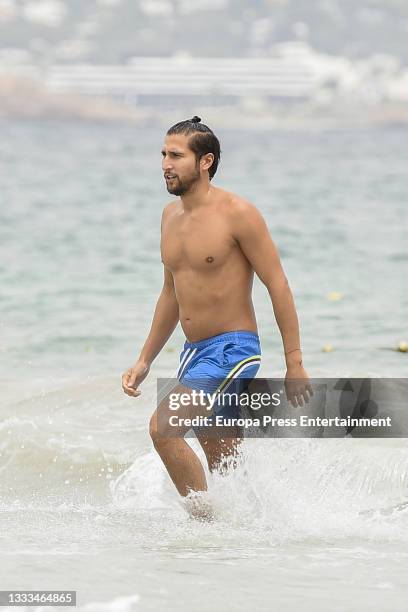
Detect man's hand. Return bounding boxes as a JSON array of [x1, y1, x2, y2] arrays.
[[121, 360, 150, 397], [284, 363, 313, 408]]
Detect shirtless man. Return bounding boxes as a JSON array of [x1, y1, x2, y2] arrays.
[[122, 116, 311, 507]]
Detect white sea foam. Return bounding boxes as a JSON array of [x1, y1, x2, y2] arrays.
[[2, 373, 408, 546], [109, 437, 408, 545], [78, 594, 140, 611]]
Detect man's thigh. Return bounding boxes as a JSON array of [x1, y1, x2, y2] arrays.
[[150, 383, 211, 439], [150, 383, 244, 469]]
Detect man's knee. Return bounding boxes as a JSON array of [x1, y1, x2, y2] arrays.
[[149, 411, 174, 446], [149, 412, 161, 445], [150, 386, 196, 444]]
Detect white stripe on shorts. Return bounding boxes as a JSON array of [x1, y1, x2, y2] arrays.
[[178, 347, 197, 380], [177, 347, 191, 378]]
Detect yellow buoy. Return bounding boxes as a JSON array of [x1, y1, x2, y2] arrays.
[[322, 344, 334, 353], [397, 341, 408, 353], [328, 291, 343, 301]]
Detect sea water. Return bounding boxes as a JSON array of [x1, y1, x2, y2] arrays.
[[1, 120, 407, 611]]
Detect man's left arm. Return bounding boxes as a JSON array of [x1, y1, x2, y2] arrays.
[[231, 199, 312, 406]]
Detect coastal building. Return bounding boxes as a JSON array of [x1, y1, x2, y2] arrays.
[[43, 45, 321, 109]]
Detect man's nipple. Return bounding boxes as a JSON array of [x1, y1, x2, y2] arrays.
[[206, 256, 214, 263]]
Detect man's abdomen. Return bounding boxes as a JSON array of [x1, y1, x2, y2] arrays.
[[176, 276, 258, 343]]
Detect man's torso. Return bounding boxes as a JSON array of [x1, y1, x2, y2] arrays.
[[161, 187, 258, 342]]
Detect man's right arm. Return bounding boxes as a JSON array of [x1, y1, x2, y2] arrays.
[[122, 266, 179, 397], [138, 265, 179, 367]]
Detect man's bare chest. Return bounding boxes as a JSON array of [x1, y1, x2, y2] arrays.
[[161, 215, 237, 273]]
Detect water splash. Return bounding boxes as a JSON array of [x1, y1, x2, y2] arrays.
[[110, 438, 408, 545]]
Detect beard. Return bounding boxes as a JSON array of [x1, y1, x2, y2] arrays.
[[165, 164, 201, 196]]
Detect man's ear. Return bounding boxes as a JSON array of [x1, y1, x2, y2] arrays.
[[201, 153, 214, 172]]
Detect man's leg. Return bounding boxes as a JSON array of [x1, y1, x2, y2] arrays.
[[196, 391, 244, 472], [196, 430, 243, 473], [149, 384, 209, 497]]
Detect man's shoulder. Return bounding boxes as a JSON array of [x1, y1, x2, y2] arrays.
[[220, 191, 268, 243], [220, 190, 260, 217], [162, 199, 180, 219]]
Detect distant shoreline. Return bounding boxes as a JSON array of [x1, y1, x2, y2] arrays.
[[1, 75, 408, 129]]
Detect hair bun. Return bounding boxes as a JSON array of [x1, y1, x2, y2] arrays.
[[191, 116, 201, 123]]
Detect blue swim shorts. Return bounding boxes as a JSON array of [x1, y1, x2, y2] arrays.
[[177, 330, 262, 421]]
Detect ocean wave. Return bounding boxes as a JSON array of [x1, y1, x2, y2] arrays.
[[0, 376, 153, 479]]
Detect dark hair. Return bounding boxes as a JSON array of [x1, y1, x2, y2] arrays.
[[167, 116, 221, 180]]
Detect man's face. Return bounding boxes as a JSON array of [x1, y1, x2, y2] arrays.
[[161, 134, 201, 196]]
